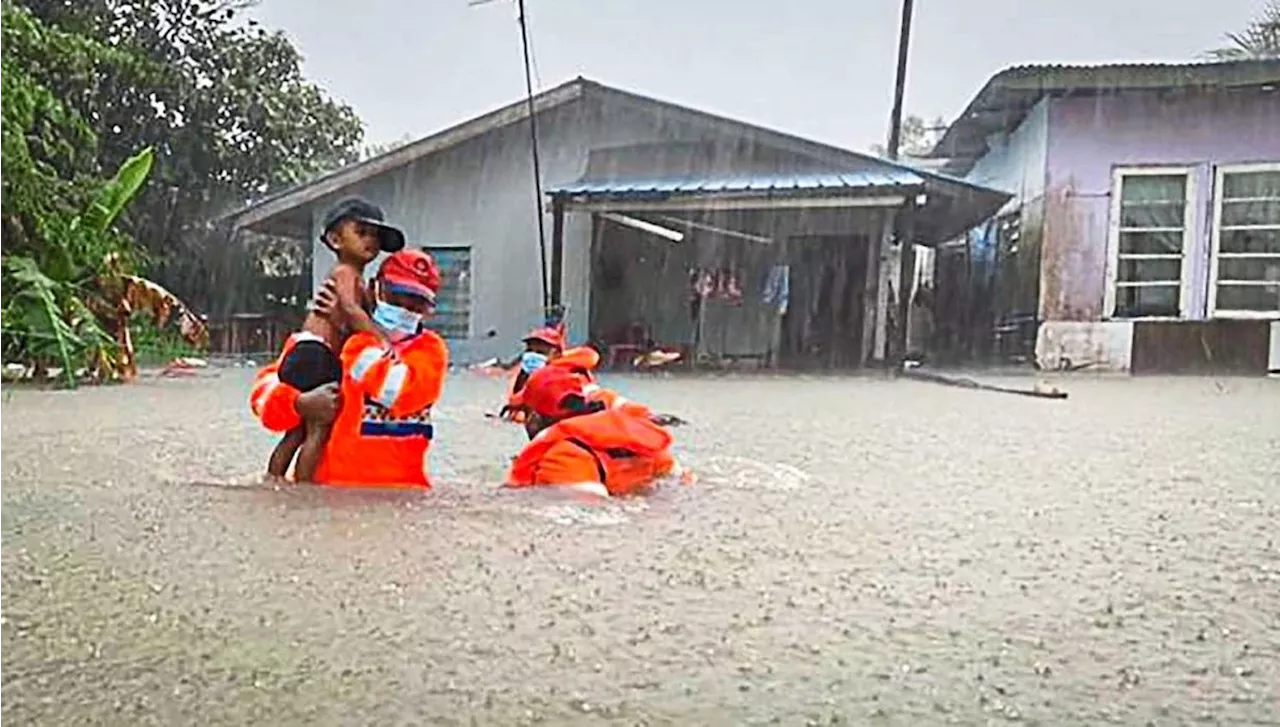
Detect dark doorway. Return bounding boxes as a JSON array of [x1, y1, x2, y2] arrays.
[[779, 235, 869, 369]]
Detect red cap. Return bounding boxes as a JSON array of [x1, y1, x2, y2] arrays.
[[521, 365, 589, 419], [522, 326, 565, 350], [377, 249, 440, 302]]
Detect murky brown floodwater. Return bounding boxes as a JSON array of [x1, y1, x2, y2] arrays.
[[3, 369, 1278, 725]]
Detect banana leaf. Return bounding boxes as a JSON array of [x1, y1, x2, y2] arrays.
[[2, 256, 81, 386], [79, 146, 155, 235]]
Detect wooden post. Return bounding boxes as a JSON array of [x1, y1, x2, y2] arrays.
[[869, 210, 896, 364], [549, 196, 566, 310], [892, 206, 917, 370]]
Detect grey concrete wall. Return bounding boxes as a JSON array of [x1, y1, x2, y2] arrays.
[[306, 93, 855, 363]]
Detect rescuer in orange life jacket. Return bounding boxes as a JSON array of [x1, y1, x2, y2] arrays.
[[498, 326, 565, 423], [496, 322, 681, 423], [250, 249, 449, 488], [504, 364, 679, 498]]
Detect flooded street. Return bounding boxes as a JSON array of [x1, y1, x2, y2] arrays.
[[3, 370, 1278, 725]]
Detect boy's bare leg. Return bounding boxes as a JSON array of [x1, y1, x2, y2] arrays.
[[293, 422, 333, 483], [267, 427, 305, 480]]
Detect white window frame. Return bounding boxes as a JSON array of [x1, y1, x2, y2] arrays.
[[1208, 162, 1280, 320], [1104, 165, 1197, 320]]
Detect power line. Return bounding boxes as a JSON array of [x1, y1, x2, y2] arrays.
[[516, 0, 550, 312], [471, 0, 549, 312]]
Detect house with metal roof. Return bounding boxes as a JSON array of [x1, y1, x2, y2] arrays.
[[929, 60, 1280, 374], [226, 78, 1007, 367]]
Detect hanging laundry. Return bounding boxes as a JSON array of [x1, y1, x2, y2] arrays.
[[723, 269, 744, 305], [762, 264, 790, 315], [695, 269, 715, 298], [690, 267, 743, 304]]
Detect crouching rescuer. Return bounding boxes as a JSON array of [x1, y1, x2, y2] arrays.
[[504, 365, 678, 498]]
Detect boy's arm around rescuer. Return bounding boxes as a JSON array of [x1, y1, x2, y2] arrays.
[[329, 262, 389, 342]]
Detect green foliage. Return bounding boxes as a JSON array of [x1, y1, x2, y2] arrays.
[[3, 0, 358, 383], [1, 1, 137, 384], [14, 0, 365, 316], [2, 256, 81, 384], [1207, 2, 1280, 59], [872, 114, 949, 159], [81, 147, 155, 235], [130, 313, 201, 367]]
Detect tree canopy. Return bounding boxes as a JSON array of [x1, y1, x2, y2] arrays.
[[872, 114, 948, 159], [1207, 1, 1280, 59], [2, 0, 363, 381], [10, 0, 364, 314]]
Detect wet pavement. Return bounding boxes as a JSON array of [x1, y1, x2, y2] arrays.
[[3, 369, 1279, 725]]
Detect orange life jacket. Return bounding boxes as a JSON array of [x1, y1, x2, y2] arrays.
[[582, 382, 653, 419], [506, 408, 675, 496], [312, 330, 449, 488], [503, 369, 530, 423], [555, 346, 600, 374], [502, 346, 602, 422], [249, 333, 312, 433]]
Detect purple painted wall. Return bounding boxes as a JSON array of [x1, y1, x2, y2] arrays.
[[1040, 88, 1280, 321]]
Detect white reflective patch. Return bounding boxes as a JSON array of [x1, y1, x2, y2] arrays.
[[349, 348, 383, 383], [375, 363, 408, 407], [582, 383, 601, 394], [611, 395, 629, 408], [563, 482, 610, 498], [291, 331, 325, 345]]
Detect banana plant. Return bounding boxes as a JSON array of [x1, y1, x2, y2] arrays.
[[3, 146, 209, 386]]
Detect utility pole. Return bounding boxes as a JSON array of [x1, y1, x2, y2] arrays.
[[885, 0, 915, 160], [885, 0, 916, 371]]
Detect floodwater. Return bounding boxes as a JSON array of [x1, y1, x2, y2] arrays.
[[3, 369, 1278, 725]]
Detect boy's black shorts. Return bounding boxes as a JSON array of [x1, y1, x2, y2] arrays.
[[278, 339, 342, 393]]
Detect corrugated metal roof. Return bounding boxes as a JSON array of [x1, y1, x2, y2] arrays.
[[548, 166, 1012, 245], [550, 168, 923, 197], [931, 59, 1280, 170], [989, 59, 1280, 92]]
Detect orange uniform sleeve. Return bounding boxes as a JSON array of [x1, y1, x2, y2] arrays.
[[587, 386, 653, 419], [556, 346, 600, 371], [341, 330, 449, 418], [250, 363, 302, 432]]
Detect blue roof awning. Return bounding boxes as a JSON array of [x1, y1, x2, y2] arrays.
[[548, 167, 1010, 245], [550, 168, 923, 198]]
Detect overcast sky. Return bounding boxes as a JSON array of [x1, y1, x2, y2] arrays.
[[250, 0, 1264, 153]]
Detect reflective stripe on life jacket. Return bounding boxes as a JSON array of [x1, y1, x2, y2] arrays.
[[312, 329, 448, 488]]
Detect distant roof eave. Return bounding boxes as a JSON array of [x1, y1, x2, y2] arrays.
[[929, 59, 1280, 170]]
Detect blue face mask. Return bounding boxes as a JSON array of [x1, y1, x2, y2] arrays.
[[520, 350, 549, 374], [372, 302, 422, 339]]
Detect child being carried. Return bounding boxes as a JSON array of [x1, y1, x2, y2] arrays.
[[266, 197, 406, 482]]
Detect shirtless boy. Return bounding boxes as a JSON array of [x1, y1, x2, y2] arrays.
[[266, 197, 405, 481]]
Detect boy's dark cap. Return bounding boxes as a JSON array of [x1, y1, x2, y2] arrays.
[[320, 197, 405, 253]]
